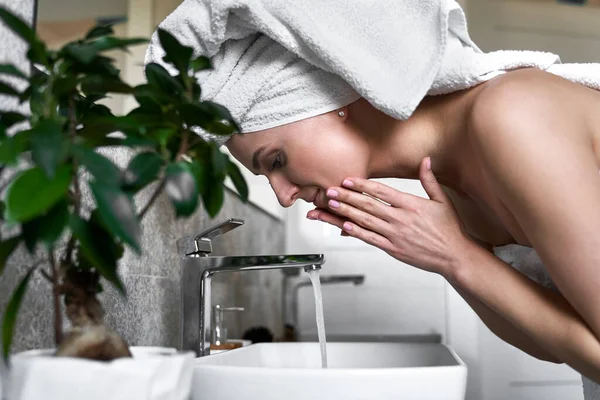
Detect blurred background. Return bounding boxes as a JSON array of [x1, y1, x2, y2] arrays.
[[8, 0, 600, 399]]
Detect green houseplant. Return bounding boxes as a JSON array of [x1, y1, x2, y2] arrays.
[[0, 7, 248, 362]]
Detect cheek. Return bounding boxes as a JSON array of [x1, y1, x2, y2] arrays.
[[287, 142, 367, 186]]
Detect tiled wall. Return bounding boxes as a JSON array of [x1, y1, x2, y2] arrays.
[[0, 0, 286, 355]]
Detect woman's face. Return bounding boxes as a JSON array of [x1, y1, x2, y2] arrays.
[[226, 110, 369, 209]]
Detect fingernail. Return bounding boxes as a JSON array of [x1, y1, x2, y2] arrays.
[[343, 222, 353, 231], [342, 179, 354, 188], [306, 212, 316, 220], [426, 157, 431, 171], [326, 189, 339, 198], [328, 199, 340, 209]]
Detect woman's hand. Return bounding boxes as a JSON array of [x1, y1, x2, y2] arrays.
[[307, 157, 475, 277]]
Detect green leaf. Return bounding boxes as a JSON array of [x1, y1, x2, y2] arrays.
[[190, 56, 211, 72], [0, 129, 31, 165], [89, 180, 141, 253], [78, 115, 142, 138], [52, 76, 79, 97], [4, 165, 72, 223], [69, 215, 125, 295], [157, 28, 193, 76], [211, 144, 228, 179], [29, 84, 45, 116], [133, 84, 171, 109], [85, 24, 115, 41], [81, 75, 133, 95], [193, 159, 225, 218], [145, 62, 184, 97], [0, 112, 27, 130], [0, 64, 27, 80], [65, 43, 98, 64], [188, 159, 207, 193], [179, 102, 239, 136], [73, 145, 122, 186], [203, 180, 224, 218], [0, 82, 20, 97], [227, 160, 248, 202], [27, 42, 48, 67], [21, 200, 68, 253], [91, 36, 148, 52], [0, 7, 36, 45], [30, 119, 64, 178], [0, 236, 20, 275], [18, 85, 32, 103], [2, 267, 33, 362], [165, 162, 199, 218], [66, 53, 119, 76], [122, 151, 164, 193], [152, 127, 176, 148]]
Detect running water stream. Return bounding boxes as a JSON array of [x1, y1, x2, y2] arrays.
[[307, 269, 328, 368]]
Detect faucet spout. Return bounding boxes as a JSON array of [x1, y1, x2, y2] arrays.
[[180, 253, 325, 356]]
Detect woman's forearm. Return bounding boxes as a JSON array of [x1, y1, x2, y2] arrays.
[[451, 243, 600, 382], [452, 284, 561, 363]]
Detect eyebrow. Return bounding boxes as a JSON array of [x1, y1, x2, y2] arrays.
[[252, 145, 266, 171]]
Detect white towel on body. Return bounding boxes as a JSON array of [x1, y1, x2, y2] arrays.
[[144, 0, 600, 146]]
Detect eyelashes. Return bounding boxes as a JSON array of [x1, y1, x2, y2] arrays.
[[270, 152, 283, 171]]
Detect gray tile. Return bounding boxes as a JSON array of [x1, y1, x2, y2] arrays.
[[0, 252, 56, 353], [101, 274, 180, 348]]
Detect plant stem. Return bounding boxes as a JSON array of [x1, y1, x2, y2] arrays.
[[64, 96, 80, 266], [49, 247, 63, 346], [40, 268, 52, 283], [137, 178, 166, 220]]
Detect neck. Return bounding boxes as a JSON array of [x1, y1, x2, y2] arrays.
[[348, 90, 480, 193]]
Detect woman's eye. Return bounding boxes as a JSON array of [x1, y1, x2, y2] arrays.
[[270, 153, 283, 171]]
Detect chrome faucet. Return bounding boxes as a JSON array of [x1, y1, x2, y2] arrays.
[[286, 275, 365, 338], [177, 218, 325, 356]]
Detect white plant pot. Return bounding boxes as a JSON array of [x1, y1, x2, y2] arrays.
[[5, 346, 195, 400]]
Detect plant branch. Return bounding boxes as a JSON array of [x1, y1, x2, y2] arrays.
[[40, 268, 52, 283], [65, 96, 81, 267], [137, 178, 166, 220], [49, 247, 63, 346]]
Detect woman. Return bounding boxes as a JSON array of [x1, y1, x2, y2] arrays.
[[225, 67, 600, 393], [147, 0, 600, 396]]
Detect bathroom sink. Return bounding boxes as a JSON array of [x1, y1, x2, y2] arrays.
[[192, 342, 467, 400]]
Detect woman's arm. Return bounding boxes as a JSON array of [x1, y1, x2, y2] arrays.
[[465, 70, 600, 381], [453, 243, 600, 380], [451, 283, 562, 363]]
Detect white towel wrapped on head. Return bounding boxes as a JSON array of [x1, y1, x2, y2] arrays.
[[145, 0, 600, 146]]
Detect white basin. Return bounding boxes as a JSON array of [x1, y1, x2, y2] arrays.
[[192, 342, 467, 400]]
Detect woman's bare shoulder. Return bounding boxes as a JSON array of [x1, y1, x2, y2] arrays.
[[467, 68, 596, 154]]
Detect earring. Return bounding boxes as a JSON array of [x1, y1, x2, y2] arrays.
[[338, 111, 345, 117]]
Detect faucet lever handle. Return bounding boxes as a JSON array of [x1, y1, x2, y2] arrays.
[[177, 218, 245, 256]]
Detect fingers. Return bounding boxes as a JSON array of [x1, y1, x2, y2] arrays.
[[340, 178, 421, 209], [337, 220, 394, 252], [325, 186, 391, 221], [306, 208, 393, 251], [307, 208, 345, 228], [418, 157, 449, 203]]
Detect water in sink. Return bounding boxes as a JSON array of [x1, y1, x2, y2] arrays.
[[307, 268, 327, 368]]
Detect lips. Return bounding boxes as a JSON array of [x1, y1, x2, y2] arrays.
[[309, 189, 320, 206]]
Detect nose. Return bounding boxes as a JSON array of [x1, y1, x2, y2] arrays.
[[270, 177, 299, 208]]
